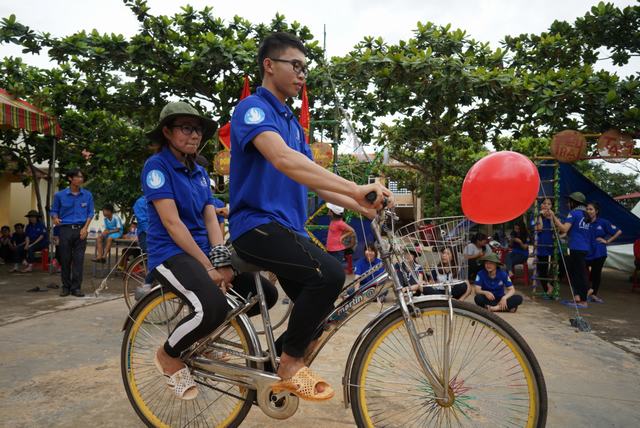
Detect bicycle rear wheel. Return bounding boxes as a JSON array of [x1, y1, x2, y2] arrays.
[[350, 300, 547, 427], [123, 254, 150, 309], [121, 289, 255, 427]]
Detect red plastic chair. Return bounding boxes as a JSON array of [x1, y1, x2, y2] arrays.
[[512, 261, 530, 286], [40, 248, 49, 271]]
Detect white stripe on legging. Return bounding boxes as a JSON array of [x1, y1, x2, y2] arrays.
[[155, 264, 204, 349]]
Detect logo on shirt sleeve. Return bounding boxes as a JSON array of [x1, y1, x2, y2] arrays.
[[146, 170, 166, 189], [244, 107, 265, 125]]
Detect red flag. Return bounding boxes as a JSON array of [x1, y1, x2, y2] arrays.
[[299, 83, 310, 144], [218, 76, 251, 150]]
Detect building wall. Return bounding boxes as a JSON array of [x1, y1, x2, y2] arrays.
[[0, 174, 49, 227]]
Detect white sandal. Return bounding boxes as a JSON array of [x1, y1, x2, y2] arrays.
[[153, 354, 198, 400]]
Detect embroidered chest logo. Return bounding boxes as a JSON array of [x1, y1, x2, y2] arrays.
[[146, 170, 166, 189], [244, 107, 265, 125], [200, 176, 208, 187]]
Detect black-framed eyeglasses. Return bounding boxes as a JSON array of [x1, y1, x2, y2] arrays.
[[171, 124, 204, 136], [269, 58, 309, 77]]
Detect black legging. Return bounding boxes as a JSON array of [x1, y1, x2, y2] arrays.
[[567, 249, 589, 301], [233, 222, 344, 358], [153, 253, 278, 358], [474, 294, 523, 310], [586, 256, 607, 296]]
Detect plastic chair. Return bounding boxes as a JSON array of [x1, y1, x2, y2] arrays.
[[40, 248, 49, 271], [512, 261, 530, 286]]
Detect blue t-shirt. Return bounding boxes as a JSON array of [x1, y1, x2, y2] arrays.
[[25, 222, 48, 246], [395, 262, 425, 287], [212, 197, 225, 224], [142, 146, 216, 271], [509, 230, 529, 256], [229, 86, 313, 240], [354, 257, 385, 287], [50, 187, 94, 225], [565, 208, 590, 252], [536, 217, 553, 257], [133, 195, 148, 234], [474, 269, 513, 300], [104, 215, 123, 234], [587, 217, 618, 260]]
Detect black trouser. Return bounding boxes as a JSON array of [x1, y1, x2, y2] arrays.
[[474, 294, 523, 310], [26, 241, 49, 263], [536, 255, 551, 291], [567, 249, 589, 301], [153, 253, 278, 358], [0, 243, 12, 263], [586, 256, 607, 296], [59, 225, 87, 292], [233, 222, 344, 358]]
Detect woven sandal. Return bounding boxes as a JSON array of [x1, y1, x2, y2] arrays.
[[153, 354, 198, 400], [271, 366, 334, 401]]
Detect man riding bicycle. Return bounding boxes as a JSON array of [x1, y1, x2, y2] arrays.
[[229, 32, 392, 401]]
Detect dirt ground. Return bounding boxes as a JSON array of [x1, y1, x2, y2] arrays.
[[1, 259, 640, 427]]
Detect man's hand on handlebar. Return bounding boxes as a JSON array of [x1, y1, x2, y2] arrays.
[[356, 183, 394, 211]]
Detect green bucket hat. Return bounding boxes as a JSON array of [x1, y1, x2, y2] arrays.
[[25, 210, 42, 218], [146, 102, 217, 144], [568, 192, 586, 204], [479, 253, 503, 266]]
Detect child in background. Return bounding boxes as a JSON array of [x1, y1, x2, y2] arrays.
[[353, 243, 385, 289], [10, 223, 28, 272], [0, 225, 12, 265], [92, 203, 124, 263], [325, 203, 355, 267]]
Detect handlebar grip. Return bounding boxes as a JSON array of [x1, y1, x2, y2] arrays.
[[365, 191, 377, 204]]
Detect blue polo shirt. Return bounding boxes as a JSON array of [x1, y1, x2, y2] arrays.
[[25, 222, 48, 246], [474, 269, 513, 300], [133, 195, 148, 234], [142, 146, 216, 271], [104, 214, 123, 238], [536, 218, 553, 257], [229, 86, 313, 240], [587, 218, 618, 260], [565, 208, 591, 252], [50, 187, 94, 225]]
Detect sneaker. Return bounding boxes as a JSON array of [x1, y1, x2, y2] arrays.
[[20, 264, 33, 273], [9, 264, 19, 273], [134, 283, 152, 301]]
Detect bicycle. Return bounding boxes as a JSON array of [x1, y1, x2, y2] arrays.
[[121, 209, 547, 427]]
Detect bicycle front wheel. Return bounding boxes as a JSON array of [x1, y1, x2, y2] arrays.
[[350, 300, 547, 427], [121, 289, 255, 427]]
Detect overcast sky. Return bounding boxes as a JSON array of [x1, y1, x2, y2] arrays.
[[1, 0, 638, 176], [2, 0, 638, 75]]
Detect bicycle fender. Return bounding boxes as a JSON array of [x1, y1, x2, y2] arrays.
[[341, 294, 449, 407]]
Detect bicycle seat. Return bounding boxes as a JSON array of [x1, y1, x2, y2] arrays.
[[231, 251, 264, 273]]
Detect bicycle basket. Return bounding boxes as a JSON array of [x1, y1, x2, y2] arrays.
[[393, 217, 470, 287]]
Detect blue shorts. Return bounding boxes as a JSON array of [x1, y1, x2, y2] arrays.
[[106, 232, 122, 240]]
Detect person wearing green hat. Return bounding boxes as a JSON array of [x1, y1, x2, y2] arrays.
[[142, 101, 278, 400], [21, 210, 49, 272], [473, 252, 523, 312], [549, 191, 591, 308]]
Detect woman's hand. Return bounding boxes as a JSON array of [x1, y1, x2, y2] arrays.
[[484, 291, 495, 301], [498, 296, 508, 311], [207, 268, 226, 293], [217, 266, 235, 289]]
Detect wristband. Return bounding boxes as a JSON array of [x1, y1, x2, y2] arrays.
[[209, 244, 232, 268]]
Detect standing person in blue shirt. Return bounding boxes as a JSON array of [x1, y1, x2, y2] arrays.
[[230, 32, 391, 402], [20, 210, 49, 272], [142, 101, 277, 400], [92, 203, 123, 262], [50, 168, 94, 297], [534, 198, 555, 296], [550, 191, 591, 307], [505, 222, 530, 277], [474, 253, 523, 312], [585, 202, 622, 303]]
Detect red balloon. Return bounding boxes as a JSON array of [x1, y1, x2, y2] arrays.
[[461, 151, 540, 224]]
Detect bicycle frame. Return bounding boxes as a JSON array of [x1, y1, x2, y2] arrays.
[[171, 208, 452, 415]]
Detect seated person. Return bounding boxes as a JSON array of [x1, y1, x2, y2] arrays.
[[9, 223, 27, 273], [22, 210, 50, 272], [396, 245, 432, 294], [505, 222, 530, 277], [351, 243, 385, 293], [93, 203, 124, 262], [474, 253, 523, 312], [124, 222, 138, 239], [0, 225, 13, 265], [426, 247, 470, 300]]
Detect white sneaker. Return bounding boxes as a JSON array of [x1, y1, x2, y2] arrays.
[[134, 283, 153, 301]]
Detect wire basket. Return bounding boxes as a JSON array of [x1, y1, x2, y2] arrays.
[[393, 217, 471, 287]]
